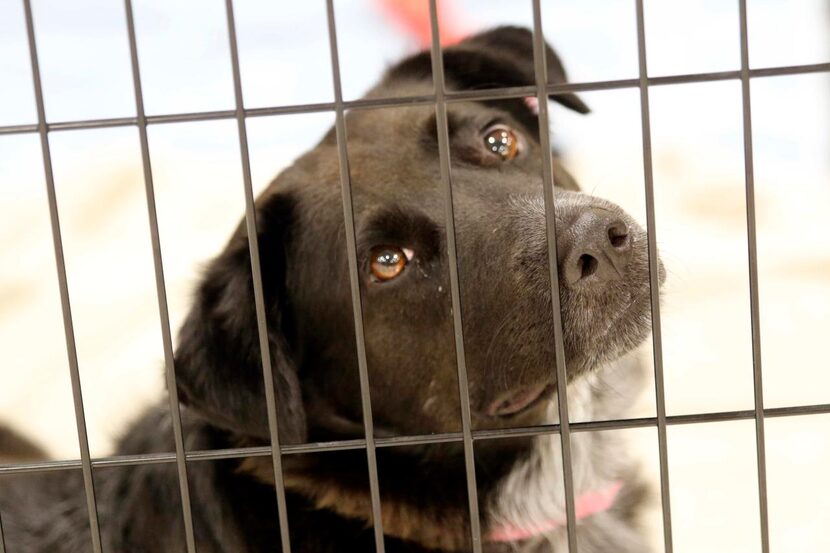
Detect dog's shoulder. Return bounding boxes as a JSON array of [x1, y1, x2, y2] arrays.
[[0, 406, 259, 553], [0, 465, 92, 552]]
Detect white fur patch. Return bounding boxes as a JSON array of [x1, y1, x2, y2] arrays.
[[488, 374, 625, 548]]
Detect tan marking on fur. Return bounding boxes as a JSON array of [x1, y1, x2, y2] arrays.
[[238, 457, 471, 551]]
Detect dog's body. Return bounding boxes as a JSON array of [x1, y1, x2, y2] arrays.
[[0, 369, 649, 553], [0, 28, 660, 552]]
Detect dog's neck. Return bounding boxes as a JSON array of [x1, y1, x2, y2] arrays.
[[237, 365, 635, 552], [486, 480, 623, 542], [486, 374, 626, 543]]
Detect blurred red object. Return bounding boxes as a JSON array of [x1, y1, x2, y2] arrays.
[[374, 0, 472, 47]]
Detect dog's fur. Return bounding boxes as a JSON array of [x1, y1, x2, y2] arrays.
[[0, 27, 662, 552]]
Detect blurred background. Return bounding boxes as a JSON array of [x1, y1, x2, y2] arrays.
[[0, 0, 828, 551]]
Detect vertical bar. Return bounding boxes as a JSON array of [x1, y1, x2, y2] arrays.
[[0, 510, 6, 553], [529, 2, 578, 550], [121, 1, 198, 551], [738, 1, 770, 551], [323, 1, 386, 551], [222, 1, 294, 551], [20, 2, 103, 552], [425, 1, 484, 551], [634, 2, 674, 551]]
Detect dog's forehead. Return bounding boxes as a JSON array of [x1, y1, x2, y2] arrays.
[[344, 103, 434, 141], [265, 94, 579, 218], [343, 95, 519, 145], [338, 105, 448, 198]]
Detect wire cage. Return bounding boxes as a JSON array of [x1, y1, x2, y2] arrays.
[[1, 1, 829, 552]]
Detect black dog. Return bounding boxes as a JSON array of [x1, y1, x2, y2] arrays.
[[0, 27, 662, 552]]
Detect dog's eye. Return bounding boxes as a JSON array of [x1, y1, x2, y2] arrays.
[[483, 125, 520, 161], [370, 246, 410, 282]]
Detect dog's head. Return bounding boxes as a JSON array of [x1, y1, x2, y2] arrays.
[[174, 26, 661, 551]]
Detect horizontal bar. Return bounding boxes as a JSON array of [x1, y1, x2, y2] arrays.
[[750, 61, 830, 78], [1, 62, 827, 137], [0, 123, 37, 135], [3, 402, 829, 476], [47, 116, 137, 132]]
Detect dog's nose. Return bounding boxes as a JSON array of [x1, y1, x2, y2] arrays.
[[561, 209, 632, 287]]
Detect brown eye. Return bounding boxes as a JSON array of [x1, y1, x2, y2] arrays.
[[483, 125, 520, 160], [370, 246, 410, 282]]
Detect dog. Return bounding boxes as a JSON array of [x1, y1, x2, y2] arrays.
[[0, 27, 662, 552]]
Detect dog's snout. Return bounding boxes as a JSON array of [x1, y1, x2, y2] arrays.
[[562, 209, 632, 287]]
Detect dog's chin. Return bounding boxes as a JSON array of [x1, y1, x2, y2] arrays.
[[563, 284, 654, 377]]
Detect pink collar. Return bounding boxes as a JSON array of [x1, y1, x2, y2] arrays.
[[486, 481, 623, 543]]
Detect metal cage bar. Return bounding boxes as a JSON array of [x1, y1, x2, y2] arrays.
[[530, 1, 579, 550], [738, 1, 771, 550], [0, 511, 6, 553], [324, 1, 387, 550], [2, 402, 829, 477], [425, 1, 484, 550], [222, 1, 296, 552], [20, 1, 104, 551], [2, 62, 828, 138], [2, 3, 830, 552], [121, 1, 198, 551], [634, 1, 674, 551]]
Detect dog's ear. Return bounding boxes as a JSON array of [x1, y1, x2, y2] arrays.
[[388, 26, 589, 114], [174, 193, 306, 444]]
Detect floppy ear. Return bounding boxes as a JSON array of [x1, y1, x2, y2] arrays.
[[174, 194, 306, 444], [388, 25, 589, 114]]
